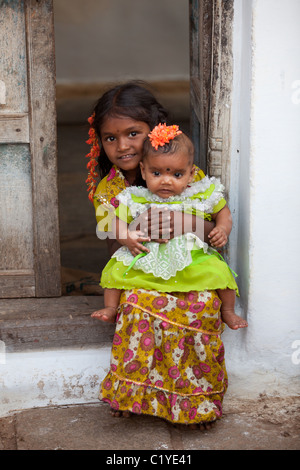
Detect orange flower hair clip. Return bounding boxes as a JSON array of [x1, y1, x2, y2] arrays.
[[148, 123, 182, 150], [85, 112, 100, 202]]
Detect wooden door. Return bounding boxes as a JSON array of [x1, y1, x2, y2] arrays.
[[189, 0, 234, 189], [0, 0, 61, 298], [189, 0, 213, 174]]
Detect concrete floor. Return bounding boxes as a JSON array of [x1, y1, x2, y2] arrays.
[[1, 396, 299, 450]]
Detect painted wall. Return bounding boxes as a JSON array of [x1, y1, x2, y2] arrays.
[[226, 0, 300, 396]]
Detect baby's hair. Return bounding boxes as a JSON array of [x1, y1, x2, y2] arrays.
[[91, 81, 168, 180], [142, 131, 195, 165]]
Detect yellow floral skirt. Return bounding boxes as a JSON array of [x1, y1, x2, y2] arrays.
[[99, 288, 228, 425]]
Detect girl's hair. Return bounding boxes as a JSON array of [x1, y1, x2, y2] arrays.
[[92, 81, 168, 180]]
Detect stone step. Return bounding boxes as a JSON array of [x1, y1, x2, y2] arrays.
[[0, 295, 114, 352]]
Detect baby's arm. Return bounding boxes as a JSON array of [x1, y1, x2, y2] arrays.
[[115, 216, 150, 256], [208, 206, 232, 248]]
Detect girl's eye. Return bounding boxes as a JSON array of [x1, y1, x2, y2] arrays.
[[129, 131, 137, 137], [106, 136, 115, 142]]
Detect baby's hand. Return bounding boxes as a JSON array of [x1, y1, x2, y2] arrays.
[[208, 226, 228, 248], [122, 230, 150, 256]]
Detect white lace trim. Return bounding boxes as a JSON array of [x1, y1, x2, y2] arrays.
[[112, 234, 211, 280], [116, 177, 225, 219]]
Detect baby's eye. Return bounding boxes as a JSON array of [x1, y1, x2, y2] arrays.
[[153, 171, 160, 176], [174, 172, 183, 178]]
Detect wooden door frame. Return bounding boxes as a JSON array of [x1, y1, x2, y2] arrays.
[[25, 0, 61, 297], [189, 0, 234, 193]]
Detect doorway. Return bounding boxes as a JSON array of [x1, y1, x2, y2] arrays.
[[53, 1, 192, 294]]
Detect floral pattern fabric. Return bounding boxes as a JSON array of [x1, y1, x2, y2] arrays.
[[100, 288, 228, 424]]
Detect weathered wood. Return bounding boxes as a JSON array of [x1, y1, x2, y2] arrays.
[[0, 295, 114, 352], [0, 0, 61, 299], [0, 1, 35, 298], [189, 0, 213, 173], [0, 114, 29, 143], [189, 0, 201, 166], [25, 0, 61, 297], [189, 0, 234, 189], [0, 271, 35, 298], [0, 0, 28, 113], [190, 77, 202, 124], [207, 0, 234, 191], [0, 145, 35, 275]]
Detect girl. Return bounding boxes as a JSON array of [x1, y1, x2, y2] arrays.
[[86, 81, 215, 256], [86, 82, 230, 428], [92, 124, 247, 330]]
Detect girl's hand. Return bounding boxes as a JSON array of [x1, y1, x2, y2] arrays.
[[122, 230, 150, 256], [208, 226, 228, 248], [133, 207, 173, 243], [133, 208, 216, 244]]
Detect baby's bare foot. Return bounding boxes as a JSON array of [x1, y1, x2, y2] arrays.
[[221, 309, 248, 330], [91, 307, 117, 323]]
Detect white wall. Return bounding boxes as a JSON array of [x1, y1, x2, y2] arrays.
[[226, 0, 300, 396], [0, 347, 111, 417]]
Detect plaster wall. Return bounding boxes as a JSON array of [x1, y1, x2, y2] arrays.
[[0, 347, 111, 417], [225, 0, 300, 396]]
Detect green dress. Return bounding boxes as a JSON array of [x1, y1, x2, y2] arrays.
[[100, 177, 238, 294]]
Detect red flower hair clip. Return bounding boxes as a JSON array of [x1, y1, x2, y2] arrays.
[[85, 113, 100, 202], [148, 123, 182, 150]]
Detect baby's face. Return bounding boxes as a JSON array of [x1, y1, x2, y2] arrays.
[[140, 152, 194, 198]]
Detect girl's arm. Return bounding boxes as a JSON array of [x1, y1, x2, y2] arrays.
[[114, 216, 150, 256], [106, 238, 121, 257], [208, 205, 232, 248], [171, 211, 215, 244], [134, 207, 215, 245]]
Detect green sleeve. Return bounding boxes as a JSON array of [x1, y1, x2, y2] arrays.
[[182, 197, 227, 220], [212, 198, 226, 214], [115, 203, 134, 224]]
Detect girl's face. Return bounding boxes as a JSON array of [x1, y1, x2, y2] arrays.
[[140, 152, 194, 199], [100, 115, 150, 182]]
